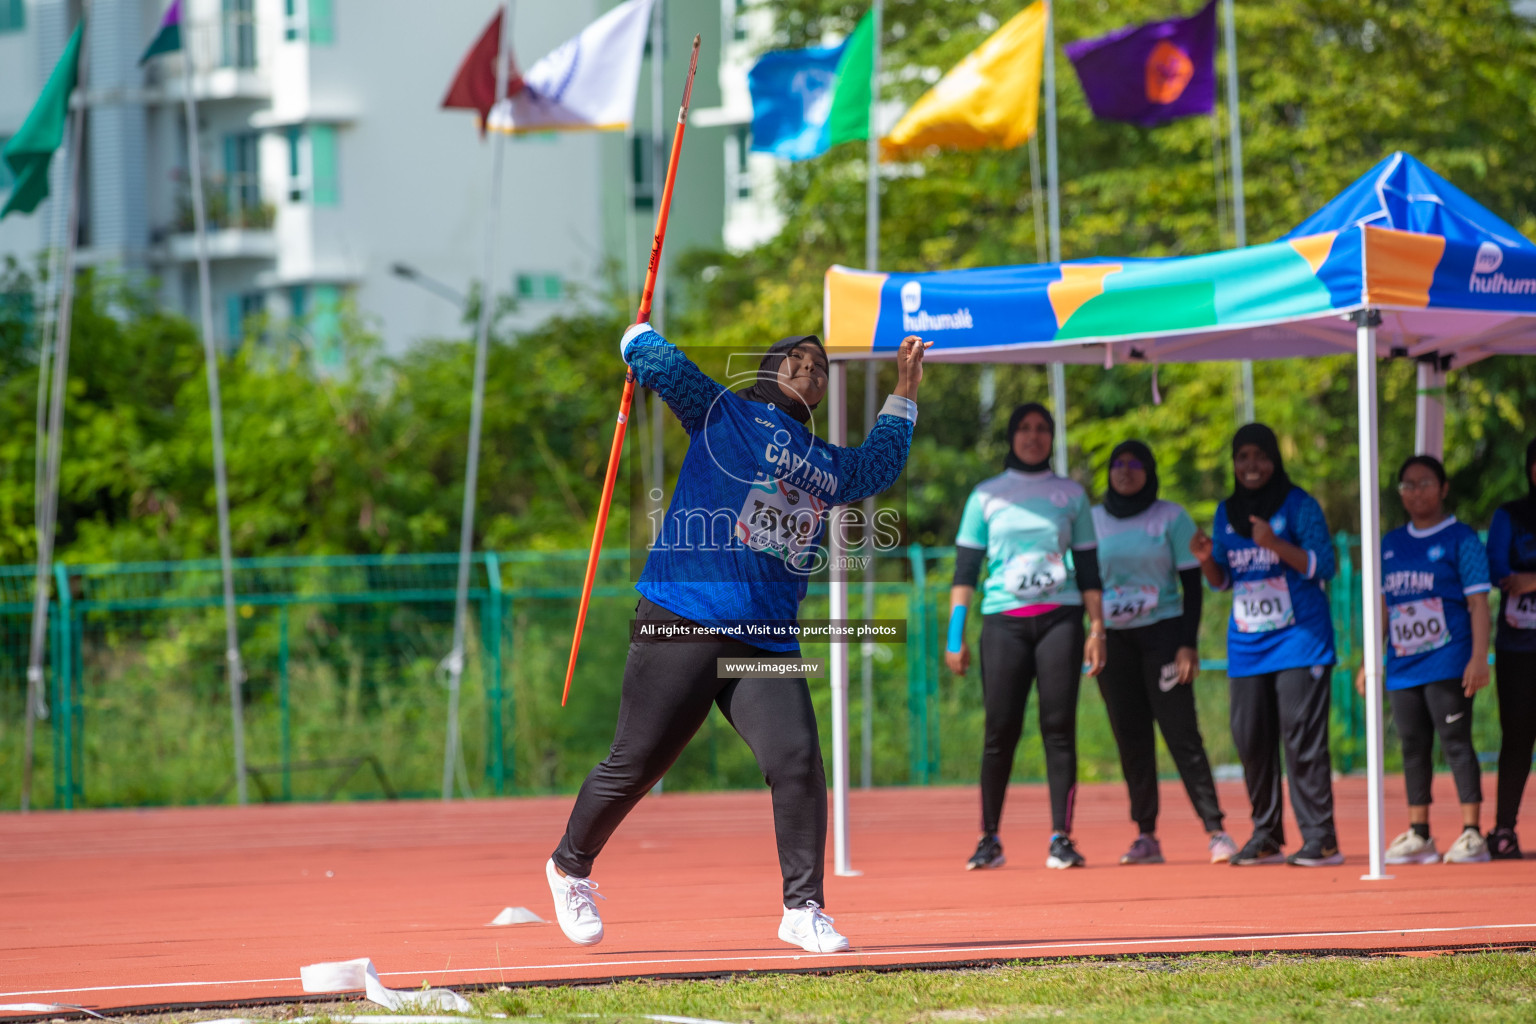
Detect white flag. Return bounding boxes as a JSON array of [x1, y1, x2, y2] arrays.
[[489, 0, 656, 134]]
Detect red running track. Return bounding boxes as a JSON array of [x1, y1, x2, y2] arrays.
[[1, 776, 1533, 1015]]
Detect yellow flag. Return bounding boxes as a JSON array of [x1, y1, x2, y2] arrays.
[[880, 1, 1046, 161]]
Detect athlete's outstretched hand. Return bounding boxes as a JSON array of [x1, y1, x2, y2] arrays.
[[893, 335, 933, 400]]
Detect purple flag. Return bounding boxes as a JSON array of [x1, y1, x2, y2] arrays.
[[1064, 1, 1216, 127]]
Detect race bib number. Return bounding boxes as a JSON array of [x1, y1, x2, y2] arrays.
[[1105, 584, 1160, 628], [1002, 551, 1070, 602], [738, 477, 826, 570], [1390, 597, 1450, 658], [1233, 577, 1295, 634], [1506, 591, 1536, 630]]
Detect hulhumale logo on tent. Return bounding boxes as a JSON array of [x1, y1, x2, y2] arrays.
[[899, 281, 975, 332], [1469, 241, 1536, 296]]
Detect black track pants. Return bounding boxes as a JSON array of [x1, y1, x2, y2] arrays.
[[978, 606, 1085, 835], [1495, 650, 1536, 830], [1388, 678, 1481, 807], [553, 599, 827, 907], [1098, 621, 1224, 834], [1229, 666, 1336, 845]]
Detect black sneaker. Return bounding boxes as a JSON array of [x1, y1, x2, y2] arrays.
[[1488, 826, 1523, 861], [1046, 834, 1086, 869], [966, 833, 1006, 870], [1231, 834, 1286, 866], [1287, 836, 1345, 867]]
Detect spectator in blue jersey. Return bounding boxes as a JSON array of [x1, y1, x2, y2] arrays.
[[544, 325, 930, 955], [1091, 440, 1236, 866], [1355, 455, 1491, 865], [946, 402, 1106, 873], [1190, 423, 1341, 867], [1485, 438, 1536, 860]]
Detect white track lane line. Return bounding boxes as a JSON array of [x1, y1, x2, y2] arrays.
[[3, 922, 1534, 1002]]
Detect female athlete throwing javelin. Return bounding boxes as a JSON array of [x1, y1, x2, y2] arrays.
[[546, 324, 930, 953]]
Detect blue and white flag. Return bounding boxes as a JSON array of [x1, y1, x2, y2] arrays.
[[747, 13, 873, 161]]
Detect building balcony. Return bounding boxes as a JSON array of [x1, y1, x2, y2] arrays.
[[150, 176, 278, 264], [143, 15, 271, 103]]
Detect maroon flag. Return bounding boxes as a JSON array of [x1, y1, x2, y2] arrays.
[[441, 7, 523, 135]]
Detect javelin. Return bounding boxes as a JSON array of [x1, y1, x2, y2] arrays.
[[562, 33, 702, 707]]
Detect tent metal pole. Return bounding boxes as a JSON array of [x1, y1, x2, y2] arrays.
[[1355, 309, 1391, 881], [859, 0, 882, 793], [1044, 0, 1067, 474], [828, 360, 858, 876], [1222, 0, 1254, 423], [1414, 360, 1446, 459]]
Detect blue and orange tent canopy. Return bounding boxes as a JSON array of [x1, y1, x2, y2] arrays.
[[824, 152, 1536, 367]]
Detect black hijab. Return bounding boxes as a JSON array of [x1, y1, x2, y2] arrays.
[[1004, 402, 1055, 473], [1499, 439, 1536, 535], [1104, 440, 1158, 519], [735, 335, 826, 424], [1226, 422, 1293, 539]]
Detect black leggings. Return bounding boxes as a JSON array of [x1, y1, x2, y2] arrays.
[[1388, 678, 1481, 807], [553, 599, 827, 907], [1229, 666, 1336, 845], [1098, 621, 1224, 834], [978, 606, 1084, 835], [1495, 649, 1536, 830]]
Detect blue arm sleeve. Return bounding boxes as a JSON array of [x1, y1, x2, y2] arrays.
[[1459, 528, 1492, 595], [833, 404, 916, 505], [622, 328, 725, 435], [1488, 508, 1513, 584], [1295, 492, 1336, 581]]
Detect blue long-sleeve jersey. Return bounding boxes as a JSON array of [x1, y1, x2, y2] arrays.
[[1487, 506, 1536, 652], [1210, 486, 1337, 676], [625, 329, 915, 652]]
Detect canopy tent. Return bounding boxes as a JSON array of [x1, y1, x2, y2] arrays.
[[819, 151, 1536, 882]]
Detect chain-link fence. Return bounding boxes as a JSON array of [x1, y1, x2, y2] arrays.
[[0, 538, 1515, 810]]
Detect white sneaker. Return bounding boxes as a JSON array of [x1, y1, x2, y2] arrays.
[[1208, 831, 1239, 864], [778, 901, 850, 953], [546, 858, 605, 945], [1443, 828, 1492, 864], [1384, 829, 1440, 865]]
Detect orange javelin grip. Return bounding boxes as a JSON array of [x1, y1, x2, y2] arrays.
[[563, 34, 702, 707]]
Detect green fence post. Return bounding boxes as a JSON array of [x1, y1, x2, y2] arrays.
[[907, 543, 929, 784], [484, 552, 505, 794], [279, 602, 291, 801], [53, 563, 73, 809]]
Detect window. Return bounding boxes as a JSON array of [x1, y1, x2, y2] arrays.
[[289, 285, 307, 320], [0, 0, 24, 34], [283, 0, 299, 41], [310, 125, 338, 206], [222, 132, 261, 223], [631, 133, 654, 210], [728, 126, 752, 200], [226, 291, 265, 345], [221, 0, 257, 69], [515, 273, 564, 301], [309, 0, 334, 44], [310, 285, 342, 367], [285, 125, 339, 206], [732, 0, 748, 42]]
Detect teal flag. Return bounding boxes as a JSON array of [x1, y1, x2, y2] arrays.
[[139, 0, 183, 65], [1, 22, 84, 220]]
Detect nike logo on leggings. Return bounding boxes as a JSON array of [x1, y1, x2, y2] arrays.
[[1446, 711, 1466, 724]]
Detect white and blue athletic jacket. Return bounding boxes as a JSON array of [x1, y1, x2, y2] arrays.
[[623, 326, 916, 653]]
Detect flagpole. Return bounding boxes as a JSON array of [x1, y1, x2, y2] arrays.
[[23, 12, 89, 813], [1221, 0, 1253, 422], [443, 0, 513, 801], [182, 36, 249, 806], [1044, 0, 1066, 473]]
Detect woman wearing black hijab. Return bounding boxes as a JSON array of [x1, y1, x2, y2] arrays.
[[947, 402, 1106, 871], [1190, 423, 1340, 867], [1092, 441, 1233, 865], [1484, 439, 1536, 860], [546, 323, 931, 953]]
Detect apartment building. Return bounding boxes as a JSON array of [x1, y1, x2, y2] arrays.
[[0, 0, 734, 353]]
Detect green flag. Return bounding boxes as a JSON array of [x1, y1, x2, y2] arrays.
[[1, 22, 84, 221], [139, 1, 183, 65], [824, 10, 874, 150]]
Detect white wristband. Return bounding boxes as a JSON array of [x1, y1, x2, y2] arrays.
[[880, 394, 918, 424]]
